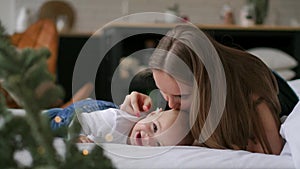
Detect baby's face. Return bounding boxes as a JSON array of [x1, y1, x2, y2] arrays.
[[129, 109, 189, 146]]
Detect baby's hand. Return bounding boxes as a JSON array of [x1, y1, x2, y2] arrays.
[[77, 135, 94, 143], [120, 91, 152, 117]]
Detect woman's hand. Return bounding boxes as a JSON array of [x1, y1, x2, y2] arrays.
[[120, 91, 152, 117]]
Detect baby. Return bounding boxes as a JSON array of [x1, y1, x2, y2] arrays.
[[77, 108, 193, 146], [45, 69, 164, 131]]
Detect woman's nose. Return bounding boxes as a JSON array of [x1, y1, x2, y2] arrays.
[[168, 97, 180, 109]]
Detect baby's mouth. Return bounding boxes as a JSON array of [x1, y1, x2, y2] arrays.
[[135, 132, 143, 146]]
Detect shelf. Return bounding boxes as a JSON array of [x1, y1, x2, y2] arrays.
[[197, 24, 300, 31], [107, 22, 300, 31], [59, 23, 300, 37]]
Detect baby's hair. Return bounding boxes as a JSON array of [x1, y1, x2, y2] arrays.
[[128, 68, 157, 95], [129, 68, 169, 110]]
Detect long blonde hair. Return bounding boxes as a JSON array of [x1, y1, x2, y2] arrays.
[[149, 25, 281, 154]]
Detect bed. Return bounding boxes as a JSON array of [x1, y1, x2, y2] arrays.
[[10, 80, 300, 169], [74, 79, 300, 169]]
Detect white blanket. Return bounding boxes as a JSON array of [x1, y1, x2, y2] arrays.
[[280, 102, 300, 168]]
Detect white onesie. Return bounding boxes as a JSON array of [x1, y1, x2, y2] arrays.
[[77, 108, 143, 144]]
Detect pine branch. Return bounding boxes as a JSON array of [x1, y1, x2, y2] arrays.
[[0, 22, 63, 167], [0, 21, 115, 168]]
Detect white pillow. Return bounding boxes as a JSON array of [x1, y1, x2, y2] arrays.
[[247, 47, 298, 70], [275, 69, 296, 80]]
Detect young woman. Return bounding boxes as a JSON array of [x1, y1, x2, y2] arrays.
[[120, 25, 298, 155]]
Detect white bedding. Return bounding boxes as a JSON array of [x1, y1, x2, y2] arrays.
[[89, 80, 300, 169], [99, 144, 294, 169], [9, 80, 300, 168]]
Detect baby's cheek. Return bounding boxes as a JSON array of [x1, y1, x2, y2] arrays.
[[180, 102, 190, 111]]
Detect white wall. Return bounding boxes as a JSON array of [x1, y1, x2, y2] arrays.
[[0, 0, 15, 34], [11, 0, 300, 33]]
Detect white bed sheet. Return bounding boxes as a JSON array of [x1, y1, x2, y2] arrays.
[[92, 79, 300, 169], [99, 144, 294, 169]]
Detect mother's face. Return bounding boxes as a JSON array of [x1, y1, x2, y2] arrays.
[[153, 70, 193, 111]]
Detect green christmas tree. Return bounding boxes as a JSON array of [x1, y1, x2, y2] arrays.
[[0, 22, 115, 169]]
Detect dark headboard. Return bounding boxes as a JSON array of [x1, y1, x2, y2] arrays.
[[58, 25, 300, 103]]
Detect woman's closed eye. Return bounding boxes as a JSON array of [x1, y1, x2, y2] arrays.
[[176, 94, 190, 100]]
